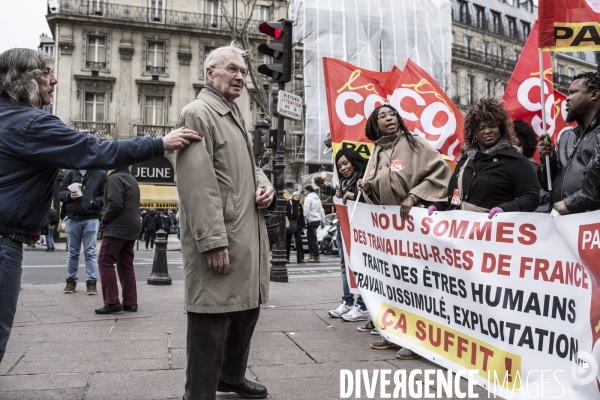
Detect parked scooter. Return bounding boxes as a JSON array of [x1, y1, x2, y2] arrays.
[[319, 219, 339, 255]]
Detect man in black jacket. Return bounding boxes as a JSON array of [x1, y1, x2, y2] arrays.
[[58, 170, 107, 295], [142, 208, 160, 250], [95, 168, 141, 314], [538, 72, 600, 214]]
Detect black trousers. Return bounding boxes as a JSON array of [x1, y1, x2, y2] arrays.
[[286, 228, 304, 263], [184, 307, 261, 400], [145, 229, 156, 249]]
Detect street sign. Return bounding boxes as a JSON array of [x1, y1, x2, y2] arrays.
[[276, 90, 303, 121]]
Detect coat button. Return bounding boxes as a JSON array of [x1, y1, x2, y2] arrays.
[[386, 164, 389, 168], [493, 158, 498, 162], [378, 166, 382, 170]]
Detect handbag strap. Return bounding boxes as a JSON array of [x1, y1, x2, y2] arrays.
[[456, 157, 470, 200]]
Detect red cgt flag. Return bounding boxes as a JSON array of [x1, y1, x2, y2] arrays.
[[396, 59, 464, 162], [323, 58, 402, 160], [539, 0, 600, 50], [503, 21, 556, 139]]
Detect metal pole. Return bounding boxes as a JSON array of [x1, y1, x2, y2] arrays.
[[539, 50, 553, 192], [270, 82, 289, 282]]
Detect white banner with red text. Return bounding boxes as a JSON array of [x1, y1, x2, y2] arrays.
[[343, 201, 600, 398]]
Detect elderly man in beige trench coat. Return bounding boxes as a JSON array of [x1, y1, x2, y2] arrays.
[[176, 43, 275, 400]]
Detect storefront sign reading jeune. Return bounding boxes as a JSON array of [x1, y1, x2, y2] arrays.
[[132, 156, 174, 184]]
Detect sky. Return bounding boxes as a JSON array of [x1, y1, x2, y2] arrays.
[[0, 0, 53, 54]]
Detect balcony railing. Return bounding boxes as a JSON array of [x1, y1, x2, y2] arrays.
[[48, 0, 262, 33], [451, 3, 526, 43], [71, 121, 115, 139], [452, 44, 516, 71], [133, 124, 174, 138], [146, 65, 166, 73], [553, 74, 573, 87], [85, 61, 106, 69]]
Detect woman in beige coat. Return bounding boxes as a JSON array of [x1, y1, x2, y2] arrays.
[[358, 104, 451, 360]]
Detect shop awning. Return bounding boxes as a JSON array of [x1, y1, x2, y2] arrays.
[[139, 184, 179, 209]]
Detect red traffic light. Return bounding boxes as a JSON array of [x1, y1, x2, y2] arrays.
[[259, 21, 284, 38]]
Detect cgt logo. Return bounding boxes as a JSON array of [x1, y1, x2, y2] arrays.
[[517, 76, 556, 137], [578, 223, 600, 280]]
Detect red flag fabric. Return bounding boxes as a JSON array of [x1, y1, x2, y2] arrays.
[[395, 59, 464, 162], [539, 0, 600, 51], [503, 21, 556, 139], [323, 58, 402, 160], [323, 57, 464, 162]]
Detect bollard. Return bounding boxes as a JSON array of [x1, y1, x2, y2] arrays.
[[147, 229, 172, 285]]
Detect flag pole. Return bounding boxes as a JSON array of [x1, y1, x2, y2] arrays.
[[539, 50, 553, 192], [349, 151, 375, 224]]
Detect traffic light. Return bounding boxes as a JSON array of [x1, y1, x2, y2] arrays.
[[257, 19, 293, 83]]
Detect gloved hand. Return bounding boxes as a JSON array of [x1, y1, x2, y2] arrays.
[[427, 205, 437, 216], [488, 207, 503, 219]]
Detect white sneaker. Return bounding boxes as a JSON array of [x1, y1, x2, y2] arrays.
[[341, 303, 370, 321], [329, 301, 352, 318]]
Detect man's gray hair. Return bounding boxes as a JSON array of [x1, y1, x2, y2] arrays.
[[204, 41, 247, 72], [0, 48, 52, 107]]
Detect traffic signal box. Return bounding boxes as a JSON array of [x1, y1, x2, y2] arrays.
[[257, 19, 293, 84]]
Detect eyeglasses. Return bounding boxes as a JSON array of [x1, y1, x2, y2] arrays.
[[213, 65, 248, 78], [377, 110, 398, 120]]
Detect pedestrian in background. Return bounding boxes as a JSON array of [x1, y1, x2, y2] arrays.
[[95, 167, 141, 314], [285, 192, 306, 263], [45, 207, 58, 252], [303, 185, 325, 263], [58, 169, 108, 295], [142, 208, 160, 250], [139, 209, 147, 241], [0, 47, 200, 364], [159, 210, 172, 240]]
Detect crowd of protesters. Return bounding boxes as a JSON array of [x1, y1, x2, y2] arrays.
[[324, 71, 600, 364]]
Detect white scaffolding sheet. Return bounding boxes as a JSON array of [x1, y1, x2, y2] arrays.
[[289, 0, 452, 164]]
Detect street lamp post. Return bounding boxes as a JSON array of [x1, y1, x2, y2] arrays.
[[269, 82, 289, 282]]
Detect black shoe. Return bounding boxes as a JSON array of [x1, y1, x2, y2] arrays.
[[298, 260, 307, 263], [217, 378, 267, 399], [123, 304, 138, 312], [95, 303, 123, 314], [45, 249, 52, 252]]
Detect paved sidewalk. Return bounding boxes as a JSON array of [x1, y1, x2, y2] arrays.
[[1, 274, 486, 399]]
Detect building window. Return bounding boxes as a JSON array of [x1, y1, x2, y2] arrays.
[[467, 75, 475, 105], [475, 6, 484, 28], [458, 1, 468, 23], [87, 36, 107, 69], [579, 52, 587, 61], [145, 97, 165, 125], [502, 82, 507, 95], [146, 42, 165, 72], [483, 41, 490, 59], [522, 22, 531, 38], [206, 0, 219, 28], [42, 45, 54, 57], [450, 71, 458, 101], [84, 93, 105, 122], [491, 12, 500, 34], [507, 17, 516, 39], [498, 45, 505, 60], [149, 0, 165, 22], [88, 0, 106, 16], [485, 79, 492, 96], [568, 68, 575, 78], [514, 50, 520, 60], [258, 5, 271, 21], [464, 36, 472, 58]]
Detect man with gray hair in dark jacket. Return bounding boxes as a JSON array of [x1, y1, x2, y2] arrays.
[[95, 167, 141, 315], [0, 48, 201, 364]]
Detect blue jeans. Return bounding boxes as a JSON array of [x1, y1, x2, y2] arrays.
[[66, 218, 99, 282], [0, 236, 23, 363], [306, 221, 321, 258], [45, 228, 55, 250], [337, 228, 365, 310]]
